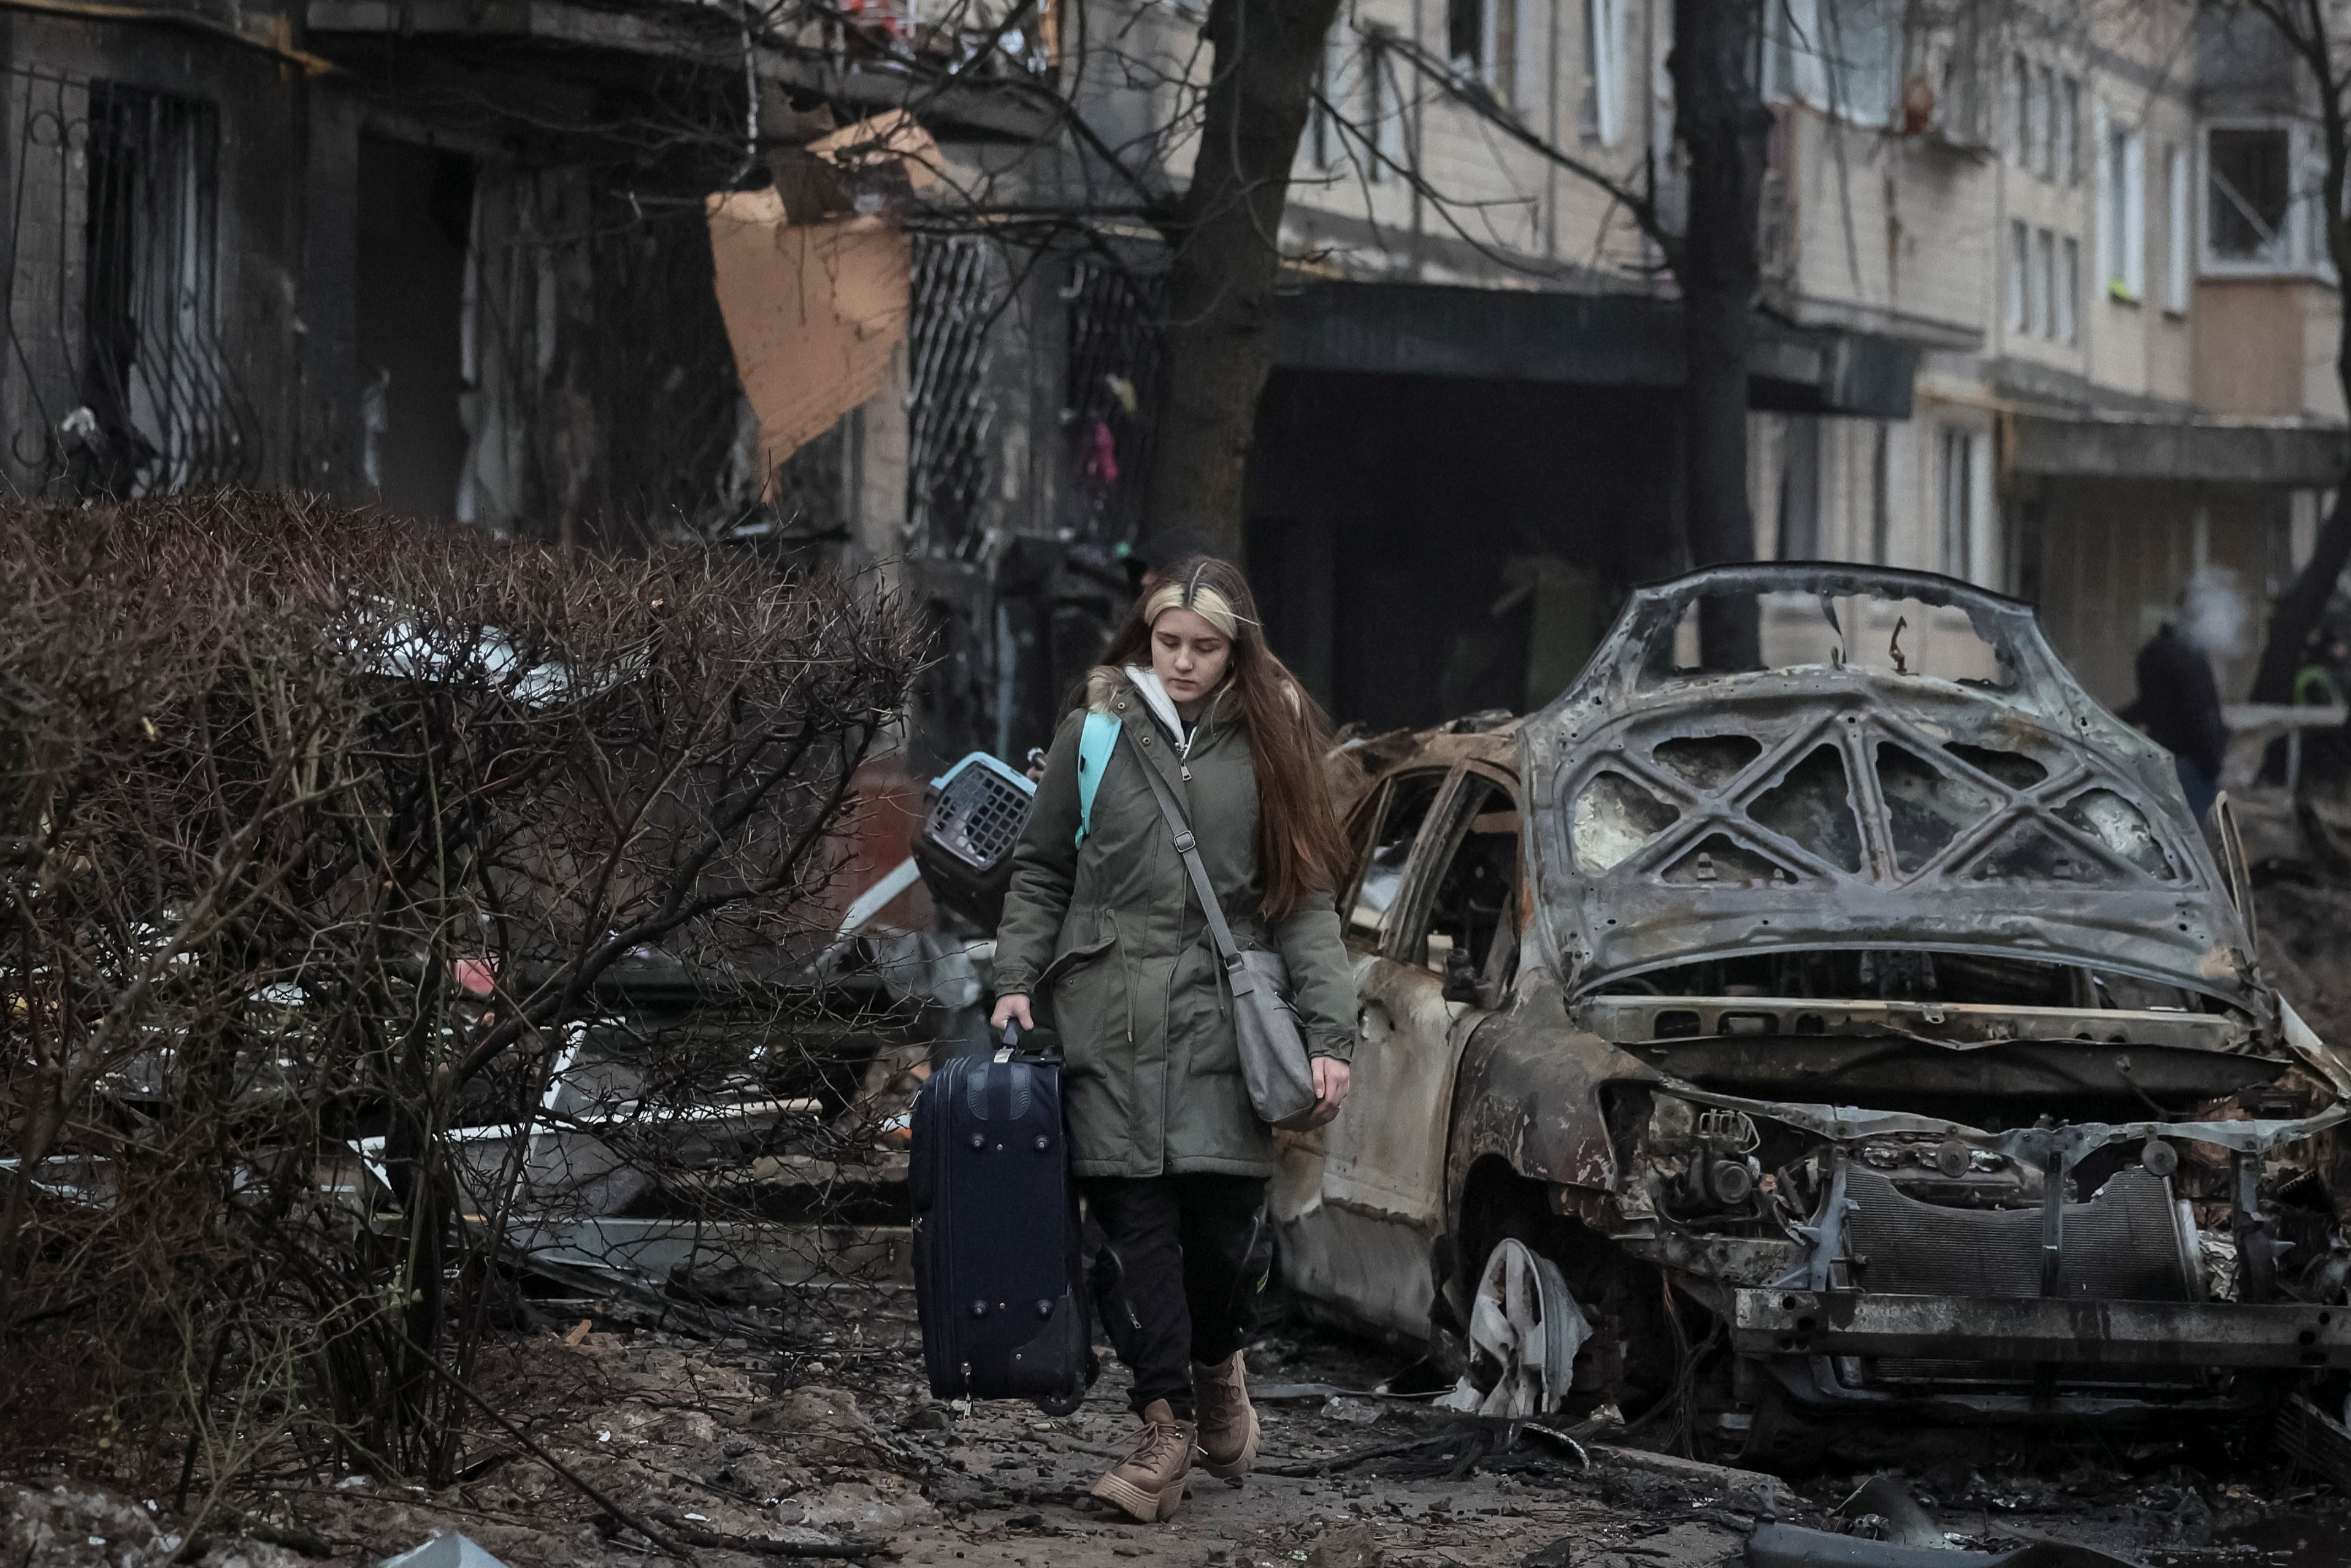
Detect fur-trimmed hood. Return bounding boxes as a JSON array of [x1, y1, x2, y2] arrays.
[[1083, 665, 1127, 714]]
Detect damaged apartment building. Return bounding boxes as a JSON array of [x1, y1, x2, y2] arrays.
[[4, 0, 2348, 770], [1243, 0, 2351, 728], [0, 0, 1156, 780]]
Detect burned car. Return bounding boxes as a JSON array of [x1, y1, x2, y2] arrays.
[[1274, 563, 2351, 1458]]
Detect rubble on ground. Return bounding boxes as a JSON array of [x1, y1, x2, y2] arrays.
[[12, 1302, 2351, 1568]]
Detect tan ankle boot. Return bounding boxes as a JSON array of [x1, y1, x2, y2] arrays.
[[1191, 1350, 1259, 1480], [1091, 1399, 1196, 1522]]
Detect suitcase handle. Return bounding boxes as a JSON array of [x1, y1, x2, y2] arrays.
[[997, 1018, 1064, 1065]]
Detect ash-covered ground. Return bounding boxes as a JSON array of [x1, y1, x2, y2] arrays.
[[10, 1291, 2351, 1568]]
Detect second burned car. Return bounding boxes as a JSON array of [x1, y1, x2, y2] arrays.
[[1273, 563, 2351, 1460]]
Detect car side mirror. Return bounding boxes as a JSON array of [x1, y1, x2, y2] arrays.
[[1441, 944, 1482, 1005]]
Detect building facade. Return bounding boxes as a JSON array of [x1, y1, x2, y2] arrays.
[[2, 0, 2344, 758]]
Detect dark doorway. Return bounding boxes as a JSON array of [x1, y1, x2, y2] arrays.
[[1246, 371, 1679, 732], [355, 137, 474, 521]]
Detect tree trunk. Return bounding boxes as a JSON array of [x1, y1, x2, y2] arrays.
[[1137, 0, 1344, 563], [2252, 490, 2351, 704], [2250, 39, 2350, 705], [1670, 0, 1770, 667], [2252, 192, 2351, 702]]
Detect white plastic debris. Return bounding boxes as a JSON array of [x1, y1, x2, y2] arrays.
[[380, 1532, 514, 1568]]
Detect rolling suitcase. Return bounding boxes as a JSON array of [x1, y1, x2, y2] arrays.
[[910, 1020, 1089, 1413]]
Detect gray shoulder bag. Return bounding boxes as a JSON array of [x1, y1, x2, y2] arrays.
[[1131, 748, 1321, 1131]]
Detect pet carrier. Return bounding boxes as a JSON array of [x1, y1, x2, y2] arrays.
[[912, 751, 1037, 931]]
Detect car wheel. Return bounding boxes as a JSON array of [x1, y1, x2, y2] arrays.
[[1437, 1237, 1592, 1416]]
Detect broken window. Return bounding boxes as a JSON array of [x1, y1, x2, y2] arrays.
[[1627, 571, 2031, 686], [1571, 770, 1680, 874], [1747, 744, 1863, 872], [2206, 125, 2293, 268], [1765, 0, 1900, 126], [1646, 584, 2016, 687], [1348, 770, 1446, 939], [1414, 776, 1519, 979], [1877, 742, 1993, 873]]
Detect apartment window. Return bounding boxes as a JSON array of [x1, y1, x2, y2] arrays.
[[1582, 0, 1622, 145], [1765, 0, 1899, 126], [2059, 234, 2080, 343], [1776, 415, 1821, 560], [1940, 428, 1977, 582], [1310, 17, 1347, 169], [1448, 0, 1482, 74], [2028, 63, 2052, 178], [2207, 125, 2292, 267], [2009, 53, 2030, 167], [2009, 220, 2030, 332], [2101, 112, 2146, 299], [1511, 0, 1541, 117], [1367, 39, 1402, 181], [2058, 75, 2080, 185], [2166, 142, 2191, 309], [2201, 121, 2330, 275], [82, 82, 240, 497], [1869, 423, 1892, 566], [2035, 228, 2056, 338]]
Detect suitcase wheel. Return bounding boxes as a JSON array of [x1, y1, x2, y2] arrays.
[[1032, 1381, 1085, 1418]]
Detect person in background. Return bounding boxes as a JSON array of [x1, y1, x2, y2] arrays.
[[2134, 568, 2244, 822], [1121, 529, 1216, 599], [2290, 629, 2351, 786], [989, 556, 1355, 1523]]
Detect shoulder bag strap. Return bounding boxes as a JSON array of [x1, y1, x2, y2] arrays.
[[1132, 746, 1243, 964]]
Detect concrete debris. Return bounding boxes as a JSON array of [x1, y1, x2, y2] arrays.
[[16, 1312, 2351, 1566]]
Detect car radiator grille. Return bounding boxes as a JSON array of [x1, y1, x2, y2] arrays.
[[1843, 1165, 2193, 1302]]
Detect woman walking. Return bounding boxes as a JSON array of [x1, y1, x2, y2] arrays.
[[991, 556, 1357, 1522]]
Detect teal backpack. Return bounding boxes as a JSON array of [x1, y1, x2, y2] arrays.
[[1074, 711, 1121, 847]]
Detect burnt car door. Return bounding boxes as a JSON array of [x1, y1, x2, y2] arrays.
[[1299, 764, 1525, 1337], [1273, 763, 1452, 1331]]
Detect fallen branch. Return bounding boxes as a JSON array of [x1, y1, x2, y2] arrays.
[[647, 1510, 889, 1558], [1259, 1425, 1489, 1478]]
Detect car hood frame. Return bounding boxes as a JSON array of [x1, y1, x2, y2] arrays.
[[1521, 564, 2262, 1012]]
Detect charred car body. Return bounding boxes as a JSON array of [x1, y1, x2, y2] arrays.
[[1275, 564, 2351, 1455]]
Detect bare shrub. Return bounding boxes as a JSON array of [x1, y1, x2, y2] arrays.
[[0, 491, 919, 1513]]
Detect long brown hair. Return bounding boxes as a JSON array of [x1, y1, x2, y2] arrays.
[[1095, 556, 1349, 921]]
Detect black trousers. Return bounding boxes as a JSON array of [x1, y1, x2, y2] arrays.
[[1081, 1173, 1270, 1419]]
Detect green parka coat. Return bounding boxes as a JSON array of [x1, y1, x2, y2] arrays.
[[992, 667, 1357, 1180]]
